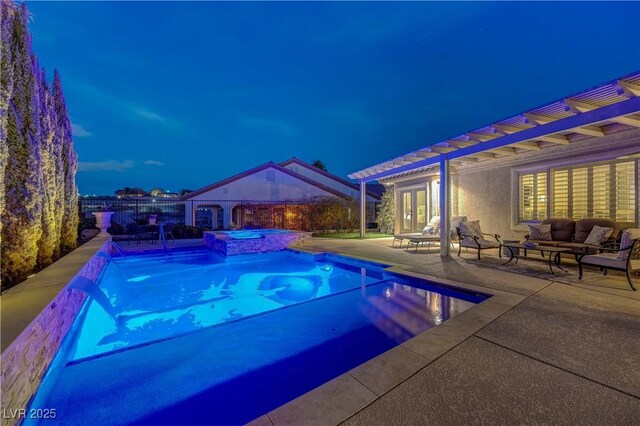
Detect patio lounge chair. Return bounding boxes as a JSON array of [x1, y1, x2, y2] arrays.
[[392, 216, 441, 247], [577, 228, 639, 291], [398, 216, 467, 252], [456, 220, 501, 260]]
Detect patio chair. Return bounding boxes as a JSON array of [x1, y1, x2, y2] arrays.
[[577, 228, 639, 291], [163, 223, 176, 243], [125, 223, 141, 245], [456, 220, 501, 260], [392, 216, 441, 248]]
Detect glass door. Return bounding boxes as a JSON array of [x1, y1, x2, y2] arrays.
[[416, 190, 427, 230], [400, 188, 428, 232], [401, 191, 412, 232]]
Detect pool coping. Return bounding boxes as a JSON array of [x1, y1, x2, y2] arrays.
[[1, 235, 111, 353], [249, 252, 528, 426]]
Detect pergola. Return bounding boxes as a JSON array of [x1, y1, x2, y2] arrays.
[[350, 71, 640, 255]]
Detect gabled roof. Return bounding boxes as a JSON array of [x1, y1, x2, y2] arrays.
[[280, 157, 381, 199], [349, 70, 640, 181], [181, 161, 353, 200]]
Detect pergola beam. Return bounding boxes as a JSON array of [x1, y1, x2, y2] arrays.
[[524, 113, 554, 125], [513, 141, 541, 150], [570, 125, 605, 137], [537, 134, 570, 144], [492, 124, 527, 134], [447, 140, 476, 148], [618, 80, 640, 97], [468, 132, 500, 142]]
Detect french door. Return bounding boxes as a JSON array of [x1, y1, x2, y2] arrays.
[[399, 188, 427, 232]]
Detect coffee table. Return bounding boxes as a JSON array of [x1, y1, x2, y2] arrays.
[[500, 242, 574, 274]]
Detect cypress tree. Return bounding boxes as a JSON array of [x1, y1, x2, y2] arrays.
[[53, 70, 78, 252], [1, 4, 43, 284], [0, 0, 15, 241], [37, 67, 57, 267]]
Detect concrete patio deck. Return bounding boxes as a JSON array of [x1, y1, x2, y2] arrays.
[[2, 236, 638, 425], [259, 237, 640, 425]]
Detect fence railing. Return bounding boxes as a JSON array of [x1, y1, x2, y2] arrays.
[[78, 198, 379, 232]]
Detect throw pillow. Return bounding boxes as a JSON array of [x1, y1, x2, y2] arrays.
[[421, 226, 436, 235], [460, 220, 483, 239], [617, 230, 632, 261], [528, 224, 552, 241], [617, 228, 640, 261], [583, 225, 613, 246]]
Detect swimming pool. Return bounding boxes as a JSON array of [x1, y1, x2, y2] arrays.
[[27, 248, 488, 425]]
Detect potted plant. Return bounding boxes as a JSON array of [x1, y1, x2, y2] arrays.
[[92, 202, 114, 236]]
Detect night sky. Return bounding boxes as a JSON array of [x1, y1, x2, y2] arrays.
[[28, 1, 640, 195]]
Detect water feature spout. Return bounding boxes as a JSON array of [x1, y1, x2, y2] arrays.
[[69, 277, 119, 323], [109, 241, 128, 261]]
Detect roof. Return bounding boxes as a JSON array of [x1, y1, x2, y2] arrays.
[[349, 71, 640, 181], [280, 157, 381, 200], [181, 161, 354, 200]]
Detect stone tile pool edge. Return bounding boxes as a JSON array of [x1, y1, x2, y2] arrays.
[[252, 255, 526, 426], [0, 236, 112, 426]]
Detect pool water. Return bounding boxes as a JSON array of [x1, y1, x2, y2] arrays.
[[28, 248, 487, 425]]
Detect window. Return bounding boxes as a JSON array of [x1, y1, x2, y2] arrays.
[[518, 159, 638, 226], [518, 172, 547, 222]]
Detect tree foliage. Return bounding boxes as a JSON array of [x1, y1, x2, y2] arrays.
[[311, 160, 327, 171], [376, 185, 395, 234], [1, 1, 78, 289]]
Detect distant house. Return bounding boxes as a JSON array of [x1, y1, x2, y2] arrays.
[[181, 158, 382, 229]]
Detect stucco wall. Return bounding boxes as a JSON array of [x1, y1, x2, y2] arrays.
[[456, 166, 522, 240], [188, 167, 339, 201], [283, 163, 379, 202]]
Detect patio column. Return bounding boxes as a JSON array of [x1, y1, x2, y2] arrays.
[[439, 155, 450, 256], [359, 180, 367, 238]]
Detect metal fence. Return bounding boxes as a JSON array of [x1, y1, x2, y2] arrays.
[[79, 198, 379, 232]]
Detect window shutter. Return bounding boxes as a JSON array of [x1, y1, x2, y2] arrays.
[[552, 170, 569, 218], [571, 167, 589, 219], [518, 172, 547, 222], [615, 161, 636, 224], [592, 164, 611, 219]]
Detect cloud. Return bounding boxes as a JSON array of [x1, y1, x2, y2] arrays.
[[71, 123, 92, 138], [133, 108, 166, 123], [67, 79, 179, 130], [144, 160, 165, 166], [238, 115, 297, 137], [78, 160, 135, 172]]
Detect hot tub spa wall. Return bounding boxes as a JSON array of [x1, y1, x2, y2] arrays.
[[0, 242, 111, 425], [204, 231, 311, 256]]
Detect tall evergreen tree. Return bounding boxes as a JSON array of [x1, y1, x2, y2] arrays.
[[1, 4, 43, 284], [53, 70, 78, 251], [0, 0, 16, 241], [376, 186, 395, 234], [36, 67, 57, 267]]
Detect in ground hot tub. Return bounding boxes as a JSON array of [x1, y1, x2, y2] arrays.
[[204, 229, 311, 255]]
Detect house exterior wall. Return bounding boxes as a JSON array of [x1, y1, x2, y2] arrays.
[[187, 167, 337, 201], [282, 163, 379, 202], [383, 128, 640, 238], [455, 128, 640, 240]]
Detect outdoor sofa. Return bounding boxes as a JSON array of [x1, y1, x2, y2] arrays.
[[525, 218, 621, 255]]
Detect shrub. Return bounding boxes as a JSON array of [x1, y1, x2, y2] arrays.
[[171, 225, 203, 239]]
